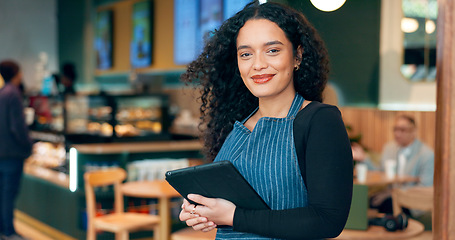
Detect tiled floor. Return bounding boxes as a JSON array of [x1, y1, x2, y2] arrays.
[[15, 219, 53, 240]]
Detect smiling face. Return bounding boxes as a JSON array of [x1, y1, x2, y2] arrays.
[[236, 19, 301, 100]]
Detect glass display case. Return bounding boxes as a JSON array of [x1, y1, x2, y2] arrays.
[[65, 93, 170, 141], [26, 95, 68, 173], [25, 93, 171, 177]]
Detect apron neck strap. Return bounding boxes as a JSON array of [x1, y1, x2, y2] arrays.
[[286, 93, 305, 118]]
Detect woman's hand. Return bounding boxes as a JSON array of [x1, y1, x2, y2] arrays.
[[180, 194, 237, 232], [180, 198, 217, 232]]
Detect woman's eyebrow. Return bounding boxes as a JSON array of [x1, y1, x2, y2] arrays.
[[237, 40, 284, 51], [237, 45, 251, 51], [264, 40, 284, 46]]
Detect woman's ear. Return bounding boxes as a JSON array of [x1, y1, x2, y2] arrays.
[[295, 45, 303, 67]]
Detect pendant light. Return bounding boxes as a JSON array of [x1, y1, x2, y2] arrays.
[[310, 0, 346, 12]]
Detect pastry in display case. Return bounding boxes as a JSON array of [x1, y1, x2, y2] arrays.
[[27, 141, 66, 169], [28, 95, 65, 132], [113, 94, 169, 139], [65, 95, 113, 137]]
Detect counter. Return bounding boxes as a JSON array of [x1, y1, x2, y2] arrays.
[[17, 140, 203, 240]]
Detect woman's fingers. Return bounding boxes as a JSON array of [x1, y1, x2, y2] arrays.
[[201, 225, 217, 232], [186, 217, 217, 231], [179, 209, 199, 221], [199, 221, 217, 232], [182, 199, 190, 208], [185, 215, 207, 226], [179, 202, 200, 221], [200, 224, 217, 232]]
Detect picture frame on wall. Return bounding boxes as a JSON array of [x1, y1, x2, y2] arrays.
[[95, 10, 114, 70], [131, 0, 153, 68]]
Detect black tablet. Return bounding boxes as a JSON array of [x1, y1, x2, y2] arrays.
[[165, 160, 270, 210]]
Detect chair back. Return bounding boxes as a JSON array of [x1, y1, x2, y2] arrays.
[[392, 186, 433, 215], [84, 168, 127, 225], [344, 184, 369, 230]]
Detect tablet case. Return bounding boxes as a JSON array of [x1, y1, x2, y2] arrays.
[[165, 160, 270, 210]]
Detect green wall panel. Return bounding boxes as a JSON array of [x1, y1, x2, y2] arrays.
[[289, 0, 381, 106], [57, 0, 86, 84]]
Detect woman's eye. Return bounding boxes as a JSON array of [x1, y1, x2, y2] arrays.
[[240, 52, 251, 58], [267, 49, 280, 54]]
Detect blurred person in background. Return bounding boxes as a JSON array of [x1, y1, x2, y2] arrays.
[[54, 62, 77, 95], [352, 115, 434, 215], [0, 60, 33, 240]]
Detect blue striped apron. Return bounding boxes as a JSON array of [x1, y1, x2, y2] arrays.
[[214, 93, 308, 240]]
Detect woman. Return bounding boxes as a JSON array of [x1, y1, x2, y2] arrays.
[[179, 2, 353, 239]]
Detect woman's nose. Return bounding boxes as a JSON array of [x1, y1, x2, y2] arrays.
[[252, 54, 267, 70]]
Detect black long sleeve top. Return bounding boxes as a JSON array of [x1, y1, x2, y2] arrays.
[[232, 102, 353, 239], [0, 84, 33, 160]]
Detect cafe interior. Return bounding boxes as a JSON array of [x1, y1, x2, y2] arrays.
[[1, 0, 454, 239]]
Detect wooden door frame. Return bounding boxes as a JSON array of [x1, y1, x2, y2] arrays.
[[434, 0, 455, 238]]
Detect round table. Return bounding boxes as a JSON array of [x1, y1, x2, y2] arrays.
[[354, 171, 419, 186], [334, 219, 425, 240]]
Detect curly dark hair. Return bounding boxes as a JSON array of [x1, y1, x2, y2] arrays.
[[181, 1, 329, 161]]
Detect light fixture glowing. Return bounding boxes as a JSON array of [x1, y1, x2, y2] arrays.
[[310, 0, 346, 12], [425, 20, 436, 34], [69, 148, 78, 192], [401, 17, 419, 33], [258, 0, 267, 4]]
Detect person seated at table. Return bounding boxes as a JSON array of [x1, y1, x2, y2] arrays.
[[352, 115, 434, 215]]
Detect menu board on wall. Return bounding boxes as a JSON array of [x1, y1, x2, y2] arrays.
[[173, 0, 252, 65], [199, 0, 223, 50], [223, 0, 251, 20], [174, 0, 199, 65], [131, 0, 153, 68], [95, 10, 113, 70]]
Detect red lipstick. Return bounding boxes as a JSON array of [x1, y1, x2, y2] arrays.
[[251, 74, 275, 84]]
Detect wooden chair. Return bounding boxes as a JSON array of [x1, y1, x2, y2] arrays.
[[392, 186, 433, 228], [84, 168, 160, 240]]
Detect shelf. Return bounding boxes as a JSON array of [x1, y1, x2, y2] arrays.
[[24, 163, 69, 188], [88, 117, 112, 122], [116, 118, 161, 122], [30, 131, 65, 143], [72, 140, 203, 154]]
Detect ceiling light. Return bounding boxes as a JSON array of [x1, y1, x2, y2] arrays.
[[425, 20, 436, 34], [310, 0, 346, 12], [401, 17, 419, 33]]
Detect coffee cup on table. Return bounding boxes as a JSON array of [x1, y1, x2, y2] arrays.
[[384, 159, 397, 180], [355, 163, 368, 183]]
